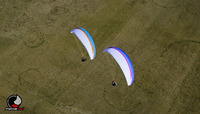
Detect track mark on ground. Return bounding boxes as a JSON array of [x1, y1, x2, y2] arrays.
[[56, 105, 93, 114], [110, 0, 153, 45], [0, 2, 39, 31], [18, 68, 43, 92], [102, 84, 142, 111], [152, 0, 181, 8], [24, 37, 44, 48], [192, 0, 200, 20], [161, 40, 200, 57]]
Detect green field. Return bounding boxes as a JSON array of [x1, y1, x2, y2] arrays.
[[0, 0, 199, 113]]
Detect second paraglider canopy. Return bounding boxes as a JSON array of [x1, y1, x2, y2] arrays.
[[103, 47, 134, 86]]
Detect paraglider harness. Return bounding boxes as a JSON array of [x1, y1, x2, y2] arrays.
[[82, 58, 87, 62], [112, 81, 118, 86]]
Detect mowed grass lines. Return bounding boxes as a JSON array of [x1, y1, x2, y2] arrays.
[[0, 0, 199, 113]]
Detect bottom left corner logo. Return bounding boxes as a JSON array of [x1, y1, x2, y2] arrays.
[[5, 94, 24, 111]]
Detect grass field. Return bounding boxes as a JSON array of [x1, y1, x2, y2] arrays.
[[0, 0, 199, 113]]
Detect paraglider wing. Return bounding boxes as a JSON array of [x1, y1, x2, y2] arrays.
[[103, 47, 134, 86], [71, 27, 96, 60]]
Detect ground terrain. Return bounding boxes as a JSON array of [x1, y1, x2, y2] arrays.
[[0, 0, 199, 113]]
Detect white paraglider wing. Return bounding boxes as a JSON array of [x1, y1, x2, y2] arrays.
[[103, 47, 134, 86], [71, 27, 96, 60]]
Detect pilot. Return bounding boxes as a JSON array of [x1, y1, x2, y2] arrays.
[[82, 58, 87, 62], [112, 81, 118, 86]]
